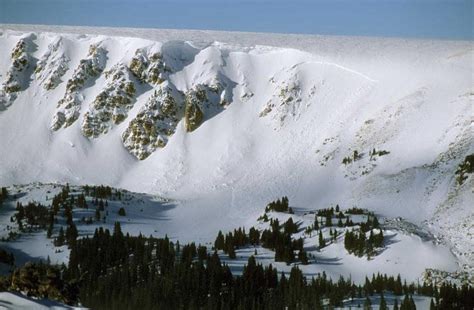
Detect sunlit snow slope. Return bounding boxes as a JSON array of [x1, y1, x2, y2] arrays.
[[0, 25, 472, 272]]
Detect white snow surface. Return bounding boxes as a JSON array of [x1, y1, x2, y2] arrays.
[[0, 25, 473, 278], [0, 292, 81, 309]]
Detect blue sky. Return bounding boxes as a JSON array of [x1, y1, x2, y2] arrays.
[[0, 0, 472, 39]]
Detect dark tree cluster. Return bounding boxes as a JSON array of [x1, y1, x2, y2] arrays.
[[311, 208, 355, 233], [214, 217, 306, 264], [363, 273, 404, 296], [1, 222, 472, 309], [359, 215, 380, 232], [50, 184, 78, 216], [345, 207, 367, 215], [342, 150, 362, 165], [455, 153, 474, 185], [0, 247, 14, 265], [261, 218, 307, 264], [264, 196, 291, 213], [344, 228, 383, 258], [214, 227, 249, 259], [57, 225, 359, 308], [83, 184, 120, 200], [369, 148, 390, 160], [0, 187, 8, 206], [428, 282, 474, 310], [316, 207, 336, 217], [399, 295, 416, 310], [76, 194, 87, 209], [14, 202, 50, 231], [118, 207, 126, 216], [11, 184, 119, 254], [313, 206, 354, 228]]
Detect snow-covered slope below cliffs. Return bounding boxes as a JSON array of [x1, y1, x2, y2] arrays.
[[0, 27, 472, 271]]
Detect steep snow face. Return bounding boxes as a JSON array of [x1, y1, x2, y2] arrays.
[[0, 28, 472, 272]]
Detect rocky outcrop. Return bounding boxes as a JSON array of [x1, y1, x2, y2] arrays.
[[51, 44, 106, 130], [129, 49, 170, 85], [35, 37, 69, 90], [82, 63, 136, 138], [122, 82, 183, 160], [183, 82, 228, 132], [184, 97, 203, 132], [422, 268, 473, 287], [0, 35, 235, 159], [122, 79, 230, 159], [259, 81, 301, 121], [0, 38, 32, 109]]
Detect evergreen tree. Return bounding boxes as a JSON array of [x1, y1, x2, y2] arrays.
[[314, 215, 319, 230], [227, 243, 236, 259], [98, 200, 104, 211], [375, 230, 384, 248], [353, 150, 359, 161], [113, 221, 123, 238], [298, 250, 308, 265], [248, 227, 260, 245], [379, 292, 388, 310], [66, 223, 78, 246], [364, 296, 372, 310], [393, 298, 399, 310], [394, 275, 403, 295], [400, 294, 416, 310], [47, 224, 53, 239], [214, 230, 225, 250], [55, 227, 65, 246], [118, 207, 126, 216], [326, 215, 332, 227], [77, 194, 87, 209], [284, 217, 298, 235], [319, 230, 326, 249]]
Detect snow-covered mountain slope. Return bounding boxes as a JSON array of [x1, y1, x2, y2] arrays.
[[0, 25, 472, 274]]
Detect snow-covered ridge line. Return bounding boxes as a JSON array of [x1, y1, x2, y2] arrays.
[[302, 61, 378, 83], [1, 23, 471, 48]]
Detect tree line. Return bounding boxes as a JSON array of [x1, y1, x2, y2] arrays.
[[2, 222, 472, 309], [2, 193, 473, 309]]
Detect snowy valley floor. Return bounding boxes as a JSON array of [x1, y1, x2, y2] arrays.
[[0, 183, 467, 285]]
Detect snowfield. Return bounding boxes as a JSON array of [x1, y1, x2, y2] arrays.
[[0, 24, 472, 300], [0, 291, 80, 309]]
